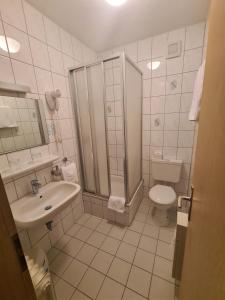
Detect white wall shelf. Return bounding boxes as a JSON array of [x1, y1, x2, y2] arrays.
[[1, 155, 59, 181]]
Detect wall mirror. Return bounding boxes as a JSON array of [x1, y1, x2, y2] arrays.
[[0, 95, 49, 154]]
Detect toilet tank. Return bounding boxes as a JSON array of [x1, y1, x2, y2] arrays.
[[151, 159, 182, 183]]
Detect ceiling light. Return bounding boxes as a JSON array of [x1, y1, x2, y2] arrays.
[[106, 0, 127, 7], [147, 61, 161, 71], [0, 36, 20, 54]]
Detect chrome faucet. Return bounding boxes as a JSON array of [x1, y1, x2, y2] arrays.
[[31, 179, 41, 195]]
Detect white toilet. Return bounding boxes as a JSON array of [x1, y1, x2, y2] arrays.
[[149, 158, 182, 226]]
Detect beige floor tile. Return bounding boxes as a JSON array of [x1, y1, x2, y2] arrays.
[[129, 220, 145, 233], [109, 225, 127, 240], [91, 250, 114, 274], [133, 248, 155, 272], [75, 227, 93, 242], [116, 242, 136, 263], [143, 224, 159, 239], [122, 288, 146, 300], [78, 268, 105, 299], [63, 238, 84, 257], [50, 252, 73, 276], [86, 231, 105, 248], [55, 279, 75, 300], [71, 290, 91, 300], [100, 236, 120, 255], [67, 224, 82, 237], [149, 275, 175, 300], [123, 230, 140, 246], [127, 266, 151, 298], [159, 228, 176, 244], [77, 214, 91, 225], [157, 240, 175, 261], [62, 259, 88, 287], [134, 212, 147, 223], [96, 277, 124, 300], [96, 219, 113, 235], [55, 235, 71, 250], [47, 247, 60, 263], [85, 216, 102, 229], [76, 244, 98, 265], [107, 257, 131, 285], [51, 272, 60, 286], [153, 256, 175, 284], [139, 235, 157, 254]]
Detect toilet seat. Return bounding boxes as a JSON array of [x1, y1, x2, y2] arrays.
[[149, 184, 176, 205]]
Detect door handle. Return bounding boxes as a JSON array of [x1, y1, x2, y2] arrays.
[[178, 186, 194, 221]]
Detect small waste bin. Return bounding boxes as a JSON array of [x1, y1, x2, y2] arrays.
[[25, 247, 56, 300]]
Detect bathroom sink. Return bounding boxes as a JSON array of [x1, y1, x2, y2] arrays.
[[10, 181, 81, 229]]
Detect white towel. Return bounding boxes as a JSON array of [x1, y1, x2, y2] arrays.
[[0, 106, 17, 128], [189, 60, 206, 121], [108, 196, 125, 213], [61, 163, 78, 183]]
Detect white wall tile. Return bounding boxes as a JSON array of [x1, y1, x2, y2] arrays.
[[151, 131, 163, 147], [48, 46, 64, 75], [179, 113, 195, 130], [138, 38, 151, 61], [35, 67, 53, 94], [178, 131, 194, 147], [164, 131, 178, 147], [152, 33, 168, 58], [185, 22, 205, 50], [166, 56, 183, 75], [23, 0, 46, 42], [29, 37, 50, 70], [151, 77, 166, 96], [165, 94, 181, 113], [44, 17, 61, 50], [4, 23, 32, 64], [0, 0, 26, 32], [52, 73, 68, 97], [182, 71, 197, 93], [180, 93, 193, 112], [59, 28, 73, 57], [151, 96, 165, 114], [177, 147, 193, 163], [12, 59, 37, 92], [151, 114, 164, 131], [0, 55, 14, 83], [164, 113, 179, 130], [166, 74, 182, 95], [183, 48, 203, 72], [168, 28, 186, 46]]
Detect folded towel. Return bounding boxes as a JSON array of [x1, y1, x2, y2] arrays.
[[189, 60, 206, 121], [108, 195, 125, 213], [61, 162, 78, 183], [0, 106, 17, 128]]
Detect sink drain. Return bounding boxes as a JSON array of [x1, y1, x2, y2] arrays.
[[45, 205, 52, 210]]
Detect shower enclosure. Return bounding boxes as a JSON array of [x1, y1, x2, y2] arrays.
[[69, 53, 143, 224]]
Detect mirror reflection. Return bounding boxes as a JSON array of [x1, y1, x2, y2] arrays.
[[0, 96, 47, 154]]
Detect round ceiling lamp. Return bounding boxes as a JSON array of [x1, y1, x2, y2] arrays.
[[106, 0, 127, 7], [0, 36, 20, 53]]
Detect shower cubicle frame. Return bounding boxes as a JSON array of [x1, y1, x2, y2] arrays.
[[69, 53, 143, 205]]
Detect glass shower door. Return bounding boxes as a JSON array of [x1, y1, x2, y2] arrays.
[[124, 57, 143, 201], [72, 64, 110, 197]]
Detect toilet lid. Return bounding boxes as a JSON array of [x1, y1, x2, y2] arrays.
[[149, 185, 176, 205]]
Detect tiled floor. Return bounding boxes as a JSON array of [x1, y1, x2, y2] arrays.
[[48, 198, 177, 300]]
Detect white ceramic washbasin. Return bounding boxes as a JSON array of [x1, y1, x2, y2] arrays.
[[11, 181, 81, 229]]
